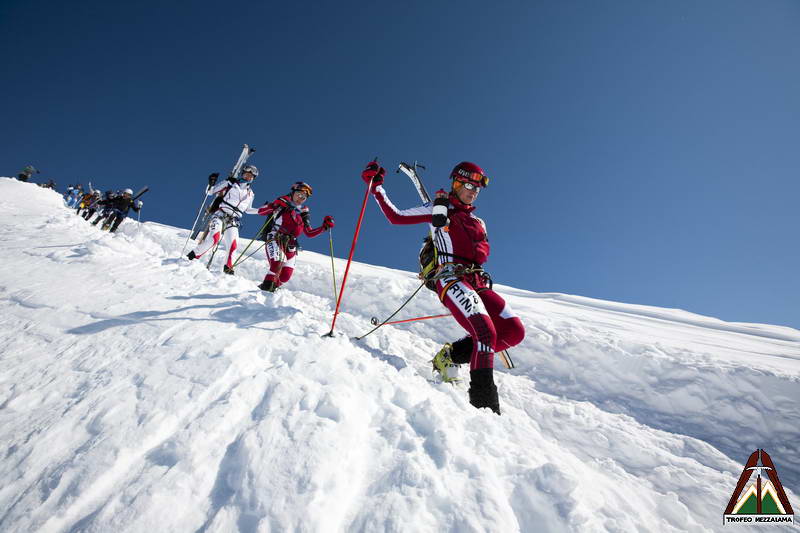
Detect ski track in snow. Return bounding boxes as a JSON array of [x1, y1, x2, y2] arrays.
[[0, 178, 798, 533]]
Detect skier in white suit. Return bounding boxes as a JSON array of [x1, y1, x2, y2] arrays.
[[186, 164, 260, 274]]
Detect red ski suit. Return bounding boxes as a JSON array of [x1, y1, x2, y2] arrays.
[[255, 195, 326, 287], [372, 185, 525, 370]]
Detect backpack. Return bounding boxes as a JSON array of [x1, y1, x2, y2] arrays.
[[209, 184, 232, 213], [419, 235, 438, 291]]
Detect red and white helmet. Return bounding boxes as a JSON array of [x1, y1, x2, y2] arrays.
[[450, 161, 489, 190]]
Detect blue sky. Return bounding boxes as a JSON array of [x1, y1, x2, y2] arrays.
[[2, 0, 798, 328]]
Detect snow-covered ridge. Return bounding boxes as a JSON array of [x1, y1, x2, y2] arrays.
[[0, 177, 798, 532]]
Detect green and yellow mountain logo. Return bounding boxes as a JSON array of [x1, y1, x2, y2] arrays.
[[724, 449, 794, 525]]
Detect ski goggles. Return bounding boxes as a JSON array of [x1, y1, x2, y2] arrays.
[[242, 165, 259, 177], [291, 183, 313, 197], [453, 168, 489, 187], [455, 180, 482, 191]]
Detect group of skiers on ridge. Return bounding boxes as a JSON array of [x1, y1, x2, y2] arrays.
[[186, 158, 525, 414], [9, 166, 143, 233], [186, 164, 335, 293], [65, 185, 143, 233], [18, 155, 523, 414]]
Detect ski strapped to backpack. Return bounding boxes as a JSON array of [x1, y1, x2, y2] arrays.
[[228, 144, 256, 183], [397, 161, 432, 204], [132, 186, 149, 201], [398, 162, 441, 290], [190, 144, 255, 241]]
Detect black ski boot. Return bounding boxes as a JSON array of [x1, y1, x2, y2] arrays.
[[450, 337, 473, 365], [258, 280, 277, 292], [186, 251, 196, 261], [468, 368, 501, 415], [223, 265, 235, 275]]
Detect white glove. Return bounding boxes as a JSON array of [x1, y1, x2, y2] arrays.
[[135, 200, 143, 208]]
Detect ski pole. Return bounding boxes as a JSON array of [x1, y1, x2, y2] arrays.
[[368, 313, 449, 327], [324, 160, 377, 337], [233, 241, 266, 268], [182, 186, 210, 256], [328, 229, 338, 305], [232, 212, 276, 267], [354, 281, 427, 340]]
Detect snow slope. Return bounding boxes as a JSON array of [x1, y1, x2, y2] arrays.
[[0, 177, 798, 533]]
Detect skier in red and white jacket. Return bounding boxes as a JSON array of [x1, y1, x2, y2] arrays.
[[253, 181, 334, 292], [364, 161, 525, 414], [186, 165, 259, 274]]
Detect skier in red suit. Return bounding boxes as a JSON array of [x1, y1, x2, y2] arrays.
[[364, 161, 525, 414], [253, 181, 334, 292]]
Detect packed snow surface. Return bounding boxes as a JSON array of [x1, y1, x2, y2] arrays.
[[0, 178, 798, 532]]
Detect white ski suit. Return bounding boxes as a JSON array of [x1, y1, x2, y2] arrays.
[[191, 181, 258, 269]]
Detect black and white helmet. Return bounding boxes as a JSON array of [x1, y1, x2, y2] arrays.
[[122, 188, 133, 196]]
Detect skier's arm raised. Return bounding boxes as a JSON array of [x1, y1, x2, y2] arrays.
[[363, 162, 432, 225]]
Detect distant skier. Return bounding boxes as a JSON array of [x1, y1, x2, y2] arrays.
[[76, 190, 95, 216], [66, 185, 83, 208], [17, 165, 39, 182], [101, 188, 142, 232], [81, 190, 102, 220], [363, 161, 525, 415], [186, 165, 259, 274], [252, 181, 334, 292], [91, 190, 116, 225]]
